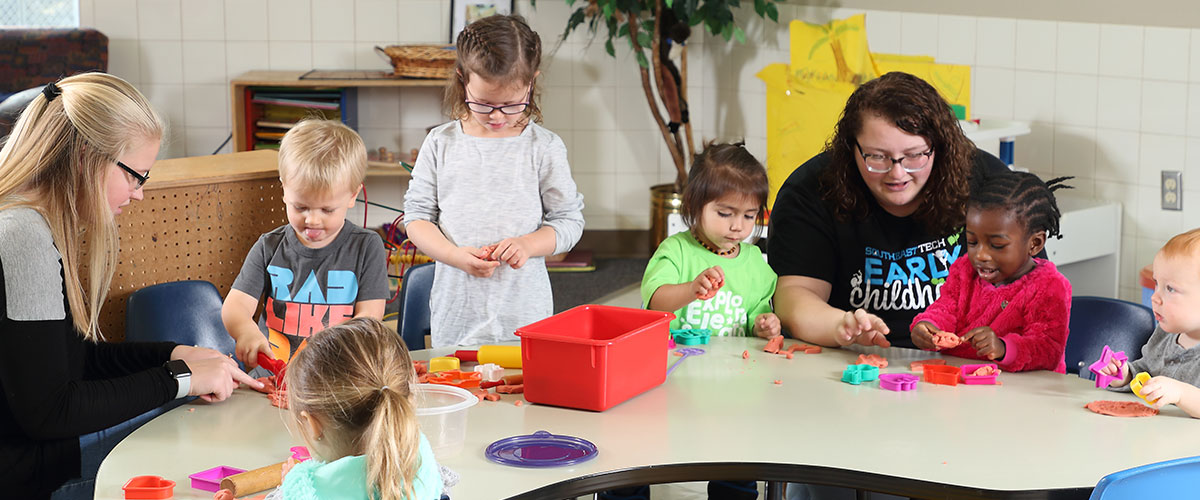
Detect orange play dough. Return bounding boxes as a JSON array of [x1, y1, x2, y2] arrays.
[[742, 350, 750, 359], [932, 331, 962, 349], [856, 354, 888, 368], [764, 336, 784, 354], [972, 366, 999, 376], [910, 359, 946, 371], [1085, 400, 1158, 417]]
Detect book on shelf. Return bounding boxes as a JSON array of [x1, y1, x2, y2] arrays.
[[253, 142, 281, 151], [250, 96, 340, 110], [261, 104, 339, 122], [256, 120, 297, 129], [254, 131, 286, 140]]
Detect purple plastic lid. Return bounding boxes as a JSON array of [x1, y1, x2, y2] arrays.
[[485, 430, 598, 468]]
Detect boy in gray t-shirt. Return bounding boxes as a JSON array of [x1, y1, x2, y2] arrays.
[[1099, 228, 1200, 418], [222, 120, 388, 368]]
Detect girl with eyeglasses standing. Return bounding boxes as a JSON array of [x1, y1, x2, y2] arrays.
[[768, 72, 1011, 351], [403, 15, 584, 347], [0, 73, 260, 499]]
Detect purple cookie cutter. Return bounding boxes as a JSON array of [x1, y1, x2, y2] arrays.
[[879, 373, 918, 391], [188, 466, 246, 492], [1088, 345, 1128, 388]]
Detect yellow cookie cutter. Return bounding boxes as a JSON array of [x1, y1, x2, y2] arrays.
[[1129, 372, 1161, 404]]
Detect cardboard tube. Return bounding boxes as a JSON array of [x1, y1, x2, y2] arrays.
[[218, 461, 284, 496]]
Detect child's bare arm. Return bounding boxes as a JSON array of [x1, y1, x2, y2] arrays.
[[222, 288, 271, 368], [647, 266, 724, 313], [353, 299, 385, 320]]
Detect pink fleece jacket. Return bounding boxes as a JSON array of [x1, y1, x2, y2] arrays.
[[911, 256, 1071, 373]]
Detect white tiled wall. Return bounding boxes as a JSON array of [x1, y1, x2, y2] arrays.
[[80, 1, 1200, 300]]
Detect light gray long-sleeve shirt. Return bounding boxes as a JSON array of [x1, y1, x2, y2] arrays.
[[403, 120, 585, 347]]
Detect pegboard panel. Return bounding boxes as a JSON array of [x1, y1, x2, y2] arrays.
[[99, 178, 285, 341]]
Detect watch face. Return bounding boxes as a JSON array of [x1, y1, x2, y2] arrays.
[[166, 359, 191, 377]]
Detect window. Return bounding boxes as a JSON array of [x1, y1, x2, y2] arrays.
[[0, 0, 78, 28]]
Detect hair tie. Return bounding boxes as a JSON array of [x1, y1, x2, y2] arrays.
[[379, 385, 389, 392], [42, 82, 61, 101]]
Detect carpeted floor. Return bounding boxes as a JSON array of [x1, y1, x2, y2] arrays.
[[549, 258, 648, 313]]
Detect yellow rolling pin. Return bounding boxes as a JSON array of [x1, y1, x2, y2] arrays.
[[453, 345, 522, 368]]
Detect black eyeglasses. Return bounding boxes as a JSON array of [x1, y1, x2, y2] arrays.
[[464, 83, 533, 115], [855, 141, 934, 173], [116, 160, 149, 188]]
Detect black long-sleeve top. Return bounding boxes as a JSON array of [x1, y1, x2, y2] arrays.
[[0, 207, 178, 498]]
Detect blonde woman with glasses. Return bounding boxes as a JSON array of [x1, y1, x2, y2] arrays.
[[0, 73, 260, 499], [768, 71, 1010, 352]]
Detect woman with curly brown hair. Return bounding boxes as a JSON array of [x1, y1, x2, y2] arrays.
[[768, 71, 1008, 349]]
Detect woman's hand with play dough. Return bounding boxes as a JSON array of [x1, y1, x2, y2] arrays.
[[835, 309, 891, 347], [187, 356, 262, 402], [170, 345, 229, 364]]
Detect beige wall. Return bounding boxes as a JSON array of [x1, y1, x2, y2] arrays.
[[789, 0, 1200, 29]]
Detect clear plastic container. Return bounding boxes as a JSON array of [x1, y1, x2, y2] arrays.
[[413, 384, 478, 458]]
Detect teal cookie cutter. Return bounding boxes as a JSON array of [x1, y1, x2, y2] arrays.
[[671, 328, 712, 345], [841, 364, 880, 385]]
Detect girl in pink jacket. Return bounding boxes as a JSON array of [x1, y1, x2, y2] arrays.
[[910, 171, 1073, 372]]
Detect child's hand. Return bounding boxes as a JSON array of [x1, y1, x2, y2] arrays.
[[753, 313, 781, 338], [490, 237, 533, 269], [910, 321, 941, 351], [962, 326, 1005, 360], [455, 246, 502, 277], [235, 334, 273, 369], [1139, 376, 1187, 408], [1099, 357, 1129, 387], [692, 266, 724, 300], [836, 309, 891, 347]]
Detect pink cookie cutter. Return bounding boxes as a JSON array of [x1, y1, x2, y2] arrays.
[[291, 446, 311, 462], [188, 466, 246, 492], [961, 363, 1000, 385], [1088, 345, 1128, 388], [879, 373, 918, 391]]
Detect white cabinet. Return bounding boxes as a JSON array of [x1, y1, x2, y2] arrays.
[[1044, 195, 1122, 298]]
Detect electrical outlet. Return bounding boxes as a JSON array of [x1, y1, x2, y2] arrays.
[[1163, 170, 1183, 211]]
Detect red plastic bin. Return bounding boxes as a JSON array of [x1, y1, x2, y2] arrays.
[[515, 304, 674, 411]]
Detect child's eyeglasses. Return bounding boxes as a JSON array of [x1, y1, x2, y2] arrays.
[[464, 83, 533, 115], [116, 160, 150, 188], [856, 141, 934, 173]]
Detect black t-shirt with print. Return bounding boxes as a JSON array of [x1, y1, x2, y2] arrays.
[[768, 150, 1008, 348]]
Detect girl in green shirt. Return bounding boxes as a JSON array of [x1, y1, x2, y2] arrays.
[[642, 142, 780, 338]]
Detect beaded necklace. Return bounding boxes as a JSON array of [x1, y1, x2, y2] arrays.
[[693, 231, 737, 257]]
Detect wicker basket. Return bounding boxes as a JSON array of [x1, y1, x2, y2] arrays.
[[375, 45, 457, 79]]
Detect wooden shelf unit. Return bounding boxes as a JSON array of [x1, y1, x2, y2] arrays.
[[230, 70, 446, 179]]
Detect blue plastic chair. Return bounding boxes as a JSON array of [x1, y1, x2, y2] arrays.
[[1064, 296, 1156, 376], [1090, 455, 1200, 499], [398, 262, 435, 351], [125, 280, 235, 357]]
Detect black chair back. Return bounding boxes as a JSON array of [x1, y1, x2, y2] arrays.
[[1064, 296, 1156, 375], [397, 262, 435, 351]]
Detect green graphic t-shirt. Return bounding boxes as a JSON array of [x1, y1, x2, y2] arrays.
[[641, 231, 778, 336]]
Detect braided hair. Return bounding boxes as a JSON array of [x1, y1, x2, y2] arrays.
[[443, 14, 543, 123], [969, 171, 1073, 239]]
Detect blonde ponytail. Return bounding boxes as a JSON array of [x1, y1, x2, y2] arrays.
[[285, 317, 425, 500], [366, 388, 421, 500]]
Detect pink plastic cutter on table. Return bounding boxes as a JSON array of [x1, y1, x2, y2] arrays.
[[879, 373, 918, 391]]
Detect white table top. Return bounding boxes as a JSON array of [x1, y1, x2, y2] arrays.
[[96, 338, 1200, 499]]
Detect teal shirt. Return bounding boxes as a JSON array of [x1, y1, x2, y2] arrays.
[[641, 231, 778, 336], [279, 432, 444, 500]]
